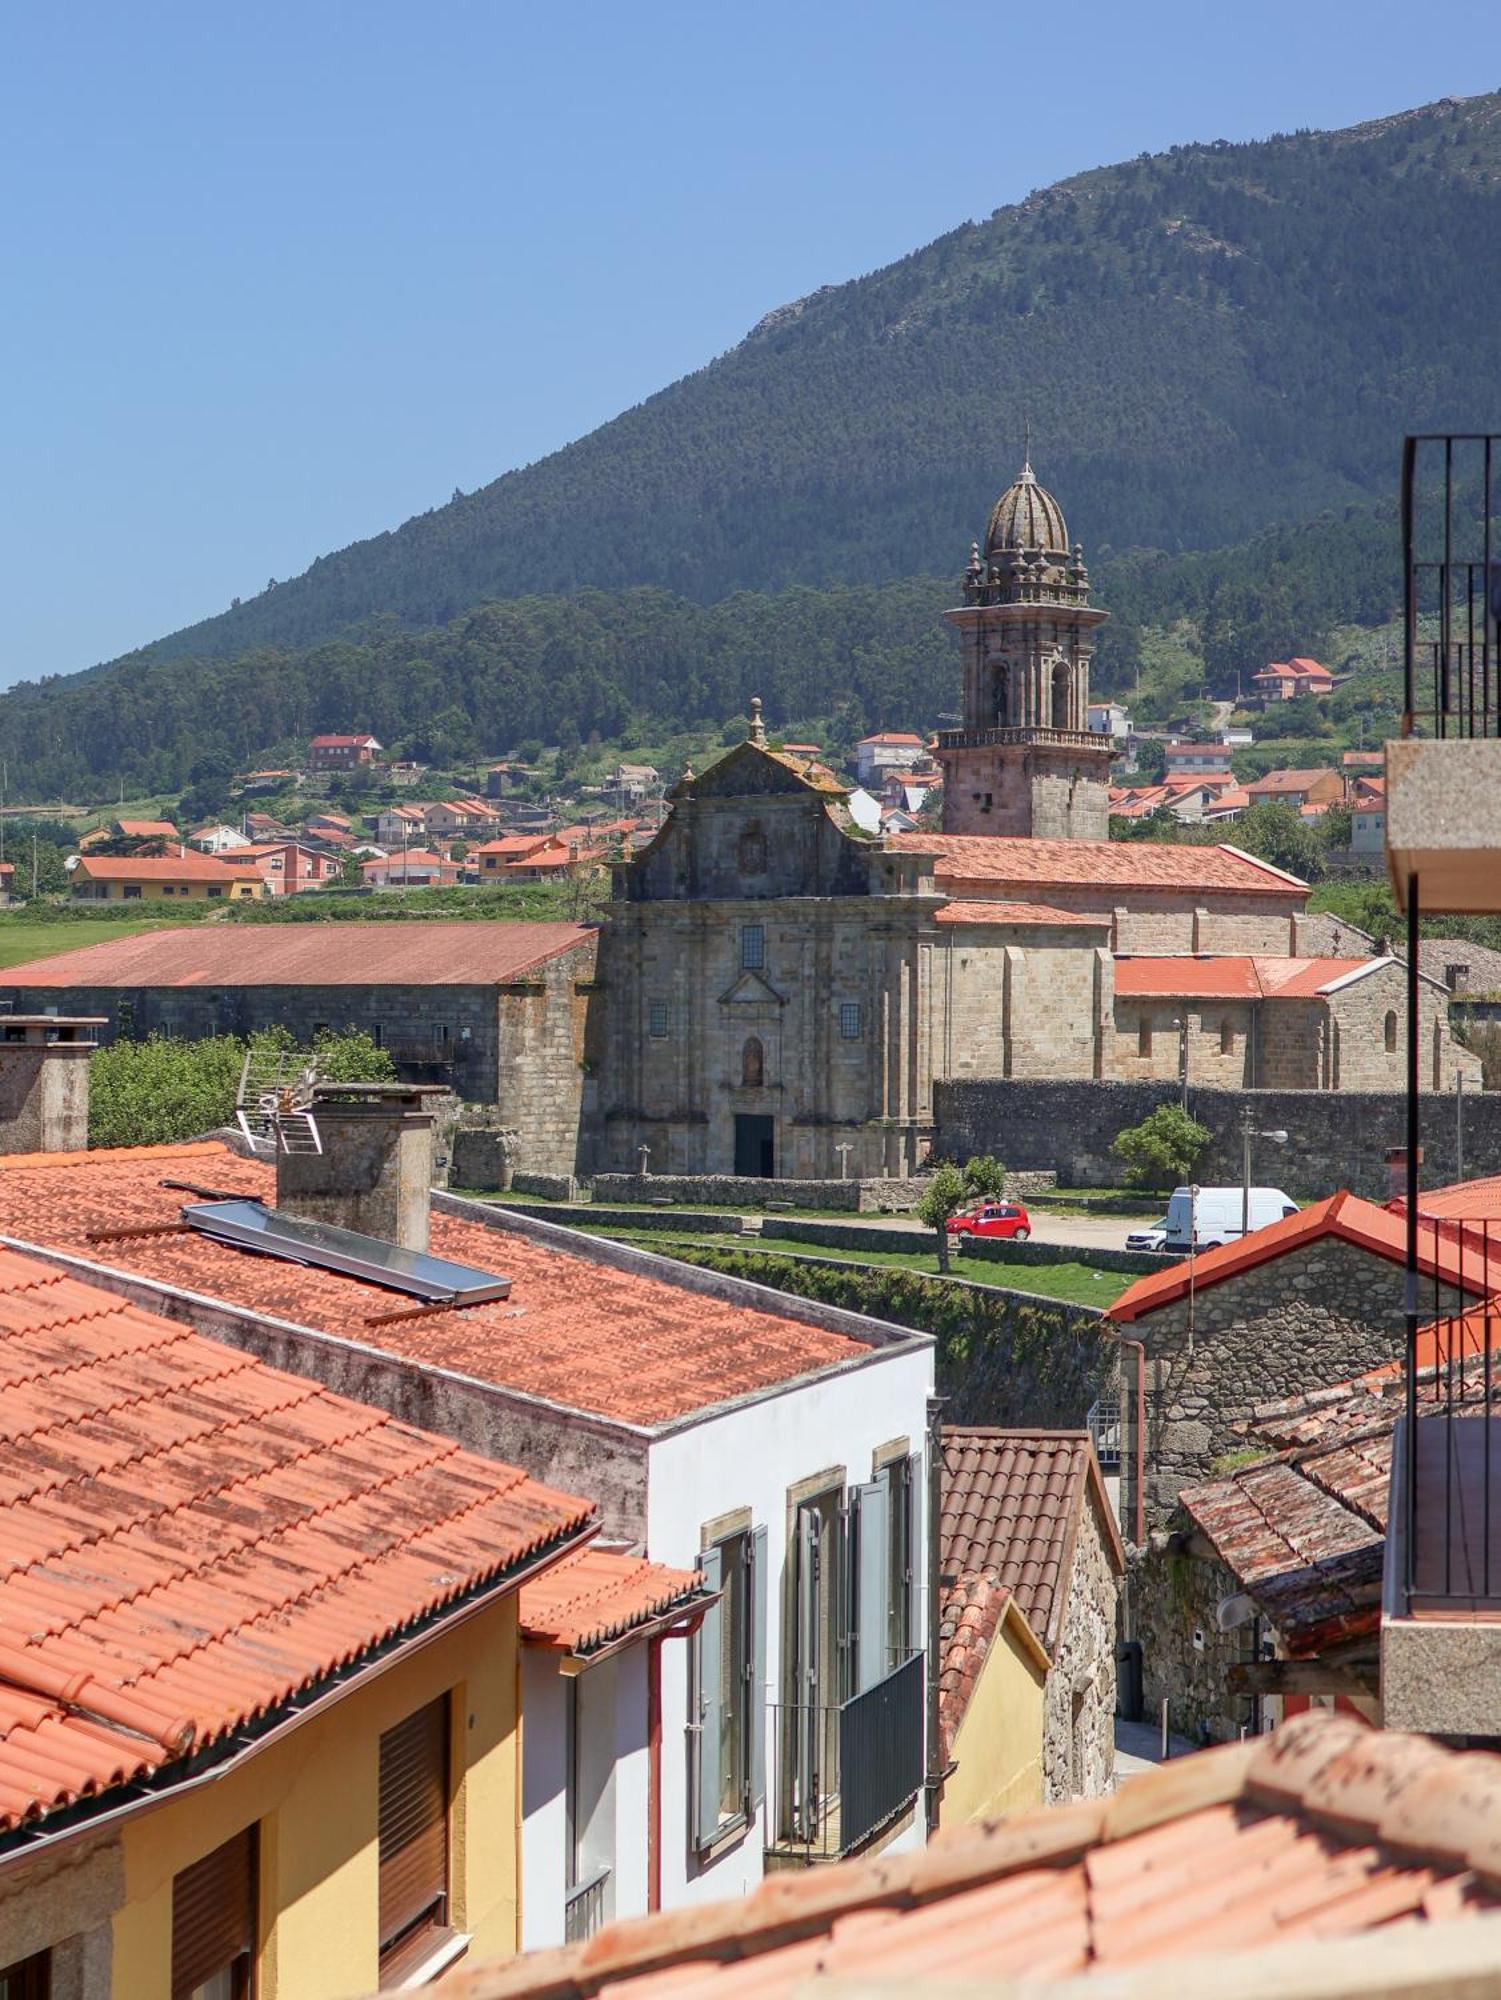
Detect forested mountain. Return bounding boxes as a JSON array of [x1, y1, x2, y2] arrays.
[[0, 497, 1404, 799], [110, 88, 1501, 668], [6, 90, 1499, 797]]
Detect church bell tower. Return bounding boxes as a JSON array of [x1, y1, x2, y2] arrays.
[[936, 459, 1113, 839]]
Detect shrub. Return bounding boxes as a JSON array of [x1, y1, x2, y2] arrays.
[[1110, 1104, 1212, 1190], [89, 1028, 395, 1148]]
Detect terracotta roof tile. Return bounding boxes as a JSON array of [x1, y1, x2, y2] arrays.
[[1112, 956, 1373, 1000], [939, 1429, 1123, 1665], [425, 1713, 1501, 1998], [0, 1145, 872, 1427], [0, 1246, 592, 1834], [3, 921, 597, 988], [73, 854, 246, 883], [520, 1549, 706, 1654], [1108, 1190, 1501, 1324], [932, 901, 1107, 928], [886, 833, 1308, 896]]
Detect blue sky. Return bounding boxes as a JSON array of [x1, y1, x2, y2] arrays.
[[3, 0, 1497, 683]]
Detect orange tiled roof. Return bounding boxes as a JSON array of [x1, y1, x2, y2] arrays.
[[1108, 1189, 1501, 1325], [0, 1145, 873, 1427], [1112, 955, 1373, 1000], [4, 922, 595, 989], [0, 1244, 592, 1835], [933, 901, 1107, 928], [426, 1712, 1501, 1999], [1416, 1172, 1501, 1223], [72, 854, 245, 884], [520, 1549, 705, 1654], [885, 833, 1307, 896], [936, 1575, 1048, 1757], [1245, 767, 1340, 794], [113, 819, 180, 840], [940, 1430, 1123, 1661]]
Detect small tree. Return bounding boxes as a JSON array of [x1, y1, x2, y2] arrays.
[[915, 1164, 968, 1274], [963, 1154, 1007, 1201], [1111, 1104, 1212, 1191]]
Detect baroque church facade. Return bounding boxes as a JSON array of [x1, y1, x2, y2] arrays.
[[596, 465, 1473, 1179]]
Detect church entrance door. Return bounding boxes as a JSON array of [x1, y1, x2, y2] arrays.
[[734, 1114, 775, 1178]]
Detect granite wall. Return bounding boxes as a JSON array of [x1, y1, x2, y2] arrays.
[[936, 1077, 1501, 1200]]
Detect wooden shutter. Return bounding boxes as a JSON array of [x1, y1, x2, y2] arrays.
[[853, 1477, 891, 1692], [378, 1696, 449, 1964], [171, 1825, 256, 2000]]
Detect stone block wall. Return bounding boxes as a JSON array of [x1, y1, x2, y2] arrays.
[[1132, 1542, 1253, 1746], [1110, 1001, 1254, 1089], [935, 1077, 1501, 1200], [1119, 1239, 1474, 1527], [589, 1173, 926, 1212], [1044, 1502, 1119, 1802], [495, 940, 600, 1177]]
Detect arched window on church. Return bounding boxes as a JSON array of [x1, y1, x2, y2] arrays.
[[738, 822, 767, 876], [742, 1037, 765, 1088], [1220, 1019, 1234, 1056], [1051, 660, 1071, 730], [1384, 1009, 1398, 1056]]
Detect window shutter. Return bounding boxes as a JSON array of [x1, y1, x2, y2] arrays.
[[693, 1543, 725, 1850], [749, 1524, 768, 1811], [171, 1825, 256, 2000], [854, 1478, 891, 1692], [378, 1696, 449, 1965], [794, 1505, 821, 1839]]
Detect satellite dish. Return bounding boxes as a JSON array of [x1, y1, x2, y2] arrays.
[[235, 1047, 325, 1156]]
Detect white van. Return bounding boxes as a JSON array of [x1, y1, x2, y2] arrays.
[[1163, 1185, 1298, 1252]]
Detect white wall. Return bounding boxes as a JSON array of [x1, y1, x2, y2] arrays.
[[520, 1642, 652, 1950], [645, 1345, 934, 1908]]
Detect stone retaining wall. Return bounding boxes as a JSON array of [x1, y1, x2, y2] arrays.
[[590, 1172, 925, 1213], [937, 1078, 1501, 1200]]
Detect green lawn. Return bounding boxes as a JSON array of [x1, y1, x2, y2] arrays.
[[0, 915, 181, 970], [567, 1225, 1130, 1307]]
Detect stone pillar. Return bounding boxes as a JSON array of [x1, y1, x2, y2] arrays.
[[0, 1017, 104, 1154], [275, 1084, 441, 1250]]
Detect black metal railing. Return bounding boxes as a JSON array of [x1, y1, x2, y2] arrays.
[[563, 1867, 610, 1943], [1399, 1214, 1501, 1614], [770, 1652, 924, 1860], [1401, 433, 1501, 739]]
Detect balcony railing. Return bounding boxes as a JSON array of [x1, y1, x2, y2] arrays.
[[563, 1867, 610, 1944], [934, 726, 1100, 752], [1088, 1397, 1122, 1472], [770, 1651, 924, 1861], [1401, 433, 1501, 739]]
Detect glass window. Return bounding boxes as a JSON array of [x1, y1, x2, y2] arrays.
[[740, 924, 765, 971], [0, 1951, 51, 2000], [648, 1001, 670, 1040], [123, 885, 142, 900], [692, 1524, 766, 1850], [839, 1002, 862, 1041]]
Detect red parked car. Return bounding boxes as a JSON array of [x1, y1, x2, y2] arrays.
[[945, 1200, 1032, 1241]]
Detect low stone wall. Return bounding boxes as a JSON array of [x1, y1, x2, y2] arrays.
[[502, 1202, 747, 1236], [645, 1240, 1118, 1431], [958, 1237, 1171, 1276], [590, 1172, 925, 1213], [937, 1078, 1501, 1201], [512, 1171, 579, 1202]]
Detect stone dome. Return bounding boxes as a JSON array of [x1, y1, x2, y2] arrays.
[[984, 461, 1070, 558]]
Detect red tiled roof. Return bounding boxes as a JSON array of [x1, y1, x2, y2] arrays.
[[114, 819, 180, 839], [940, 1429, 1123, 1662], [933, 901, 1107, 928], [1287, 657, 1332, 675], [3, 922, 596, 989], [1245, 767, 1340, 794], [936, 1575, 1048, 1756], [428, 1712, 1501, 1999], [0, 1145, 874, 1427], [1108, 1190, 1501, 1325], [1111, 955, 1373, 1000], [73, 853, 245, 883], [309, 734, 379, 748], [1415, 1173, 1501, 1223], [858, 732, 924, 745], [520, 1549, 705, 1654], [0, 1244, 592, 1834], [886, 834, 1307, 896]]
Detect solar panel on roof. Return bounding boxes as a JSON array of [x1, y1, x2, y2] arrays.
[[180, 1200, 512, 1304]]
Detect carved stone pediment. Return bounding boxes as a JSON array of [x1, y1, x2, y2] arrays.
[[717, 969, 787, 1008]]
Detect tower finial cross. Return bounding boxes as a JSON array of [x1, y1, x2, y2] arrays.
[[1022, 413, 1032, 475]]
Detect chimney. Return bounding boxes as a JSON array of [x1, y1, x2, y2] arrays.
[[0, 1016, 104, 1154], [1386, 1143, 1423, 1208], [275, 1083, 442, 1250]]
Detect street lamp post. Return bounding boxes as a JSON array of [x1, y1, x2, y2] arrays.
[[1240, 1108, 1289, 1239]]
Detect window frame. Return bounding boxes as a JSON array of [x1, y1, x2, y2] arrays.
[[839, 1001, 863, 1041], [0, 1950, 51, 2000], [740, 923, 765, 972], [691, 1520, 766, 1853], [377, 1694, 453, 1984], [647, 1000, 670, 1041], [170, 1823, 257, 2000]]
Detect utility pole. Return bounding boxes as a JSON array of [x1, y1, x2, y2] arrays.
[[1457, 1068, 1466, 1184]]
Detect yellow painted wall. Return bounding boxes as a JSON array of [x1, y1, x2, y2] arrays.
[[111, 1593, 521, 2000], [73, 873, 262, 901], [943, 1615, 1048, 1824]]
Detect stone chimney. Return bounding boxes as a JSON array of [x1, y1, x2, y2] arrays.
[[0, 1016, 104, 1154], [1386, 1143, 1423, 1207], [275, 1083, 443, 1250]]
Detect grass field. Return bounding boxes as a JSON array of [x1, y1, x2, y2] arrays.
[[0, 916, 179, 970], [572, 1226, 1130, 1307]]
